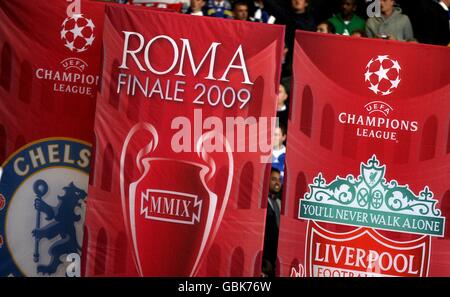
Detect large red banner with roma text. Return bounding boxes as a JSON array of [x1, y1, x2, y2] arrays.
[[83, 5, 284, 276], [278, 31, 450, 277], [0, 0, 104, 276]]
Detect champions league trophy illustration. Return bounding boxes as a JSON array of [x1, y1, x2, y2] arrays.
[[120, 123, 234, 276]]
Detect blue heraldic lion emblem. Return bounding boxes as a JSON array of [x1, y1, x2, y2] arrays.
[[0, 138, 91, 277], [32, 180, 87, 275]]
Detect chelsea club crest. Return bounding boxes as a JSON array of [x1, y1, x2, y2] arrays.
[[0, 138, 91, 276]]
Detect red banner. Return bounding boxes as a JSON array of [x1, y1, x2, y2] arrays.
[[0, 0, 104, 276], [278, 32, 450, 277], [129, 0, 184, 12], [83, 5, 284, 276]]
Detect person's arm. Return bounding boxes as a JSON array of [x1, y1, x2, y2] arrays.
[[262, 0, 290, 24], [365, 19, 376, 38], [403, 16, 415, 42]]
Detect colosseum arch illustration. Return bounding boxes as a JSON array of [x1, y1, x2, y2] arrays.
[[293, 172, 307, 219], [419, 115, 438, 161], [237, 161, 253, 209], [0, 42, 12, 91], [113, 231, 128, 274], [229, 246, 245, 276], [40, 81, 54, 111], [89, 135, 98, 186], [320, 104, 335, 150], [288, 81, 294, 122], [18, 61, 32, 103], [289, 258, 302, 276], [109, 59, 120, 109], [0, 124, 6, 162], [300, 85, 313, 137], [94, 228, 108, 275], [206, 244, 221, 276], [100, 144, 114, 192]]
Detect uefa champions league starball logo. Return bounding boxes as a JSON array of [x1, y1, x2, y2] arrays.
[[60, 14, 95, 53], [364, 55, 401, 96]]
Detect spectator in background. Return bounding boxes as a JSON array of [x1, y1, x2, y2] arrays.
[[280, 47, 291, 82], [272, 124, 287, 182], [316, 20, 336, 33], [206, 0, 233, 18], [186, 0, 207, 15], [263, 0, 316, 82], [276, 83, 289, 128], [423, 0, 450, 46], [395, 0, 450, 46], [251, 0, 276, 24], [181, 0, 191, 12], [263, 0, 316, 49], [366, 0, 415, 41], [262, 167, 282, 277], [308, 0, 337, 25], [329, 0, 365, 35], [233, 1, 250, 21]]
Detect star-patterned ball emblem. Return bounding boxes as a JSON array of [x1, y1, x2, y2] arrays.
[[364, 55, 401, 96], [60, 14, 95, 53]]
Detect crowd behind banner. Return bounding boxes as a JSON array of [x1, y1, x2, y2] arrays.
[[1, 0, 449, 277]]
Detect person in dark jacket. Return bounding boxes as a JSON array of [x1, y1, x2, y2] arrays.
[[263, 0, 316, 51], [262, 167, 282, 277], [249, 0, 276, 24], [263, 0, 316, 79], [422, 0, 450, 46], [396, 0, 449, 46], [276, 83, 289, 129]]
